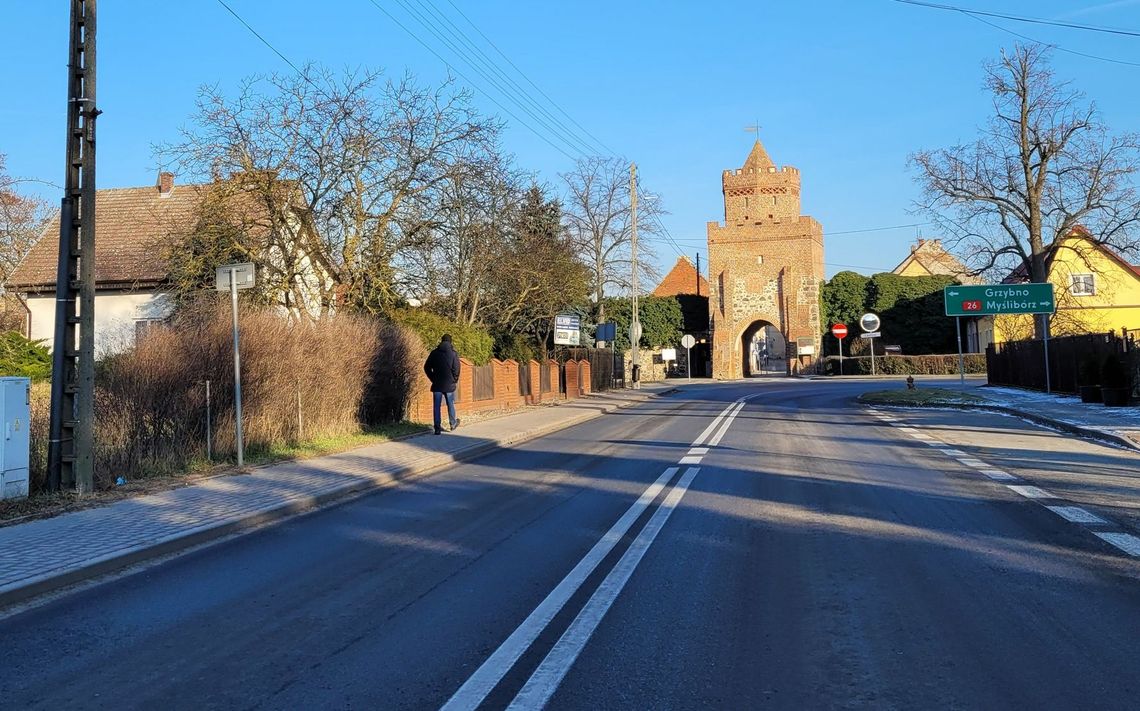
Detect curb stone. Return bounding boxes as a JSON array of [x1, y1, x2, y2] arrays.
[[0, 387, 681, 610]]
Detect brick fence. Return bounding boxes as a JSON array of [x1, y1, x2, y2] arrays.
[[408, 358, 595, 424]]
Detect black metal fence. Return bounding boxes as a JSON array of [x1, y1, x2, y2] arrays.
[[554, 347, 615, 392], [986, 332, 1122, 393]]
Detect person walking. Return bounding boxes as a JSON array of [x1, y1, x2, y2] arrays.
[[424, 334, 461, 435]]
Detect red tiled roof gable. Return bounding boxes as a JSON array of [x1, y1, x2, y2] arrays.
[[8, 182, 209, 291]]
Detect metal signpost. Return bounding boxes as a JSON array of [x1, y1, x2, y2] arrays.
[[630, 321, 643, 389], [554, 313, 581, 346], [944, 283, 1056, 392], [681, 334, 696, 380], [216, 263, 255, 466], [831, 323, 847, 375], [859, 313, 881, 375]]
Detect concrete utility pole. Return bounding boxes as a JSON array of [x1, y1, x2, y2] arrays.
[[48, 0, 98, 494], [630, 163, 640, 388]]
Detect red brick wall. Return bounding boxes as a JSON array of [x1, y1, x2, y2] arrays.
[[408, 357, 603, 424], [564, 361, 580, 399]]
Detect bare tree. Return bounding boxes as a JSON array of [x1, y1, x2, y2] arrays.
[[561, 156, 663, 322], [406, 147, 520, 325], [913, 45, 1140, 335], [0, 154, 49, 284], [161, 65, 500, 317]]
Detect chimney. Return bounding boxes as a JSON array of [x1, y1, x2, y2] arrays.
[[157, 171, 174, 196]]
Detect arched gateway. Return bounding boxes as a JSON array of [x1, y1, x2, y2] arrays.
[[707, 140, 825, 379]]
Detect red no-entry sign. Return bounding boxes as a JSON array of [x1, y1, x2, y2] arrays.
[[831, 323, 848, 339]]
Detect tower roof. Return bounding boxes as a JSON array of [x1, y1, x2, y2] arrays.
[[742, 140, 775, 171]]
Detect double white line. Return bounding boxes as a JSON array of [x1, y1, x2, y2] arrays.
[[442, 396, 754, 711]]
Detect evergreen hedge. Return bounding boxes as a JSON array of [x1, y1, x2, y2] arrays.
[[822, 353, 985, 376]]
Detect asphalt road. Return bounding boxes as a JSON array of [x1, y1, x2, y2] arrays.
[[3, 379, 1140, 710]]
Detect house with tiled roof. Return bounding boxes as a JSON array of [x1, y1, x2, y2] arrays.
[[986, 226, 1140, 344], [891, 238, 978, 283], [652, 255, 708, 297], [7, 173, 204, 354], [7, 172, 325, 355]]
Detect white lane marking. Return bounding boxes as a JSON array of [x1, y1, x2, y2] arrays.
[[679, 456, 703, 465], [691, 399, 743, 447], [506, 467, 703, 711], [1008, 485, 1052, 499], [1095, 532, 1140, 557], [957, 458, 988, 468], [708, 401, 747, 447], [942, 449, 968, 457], [439, 466, 681, 711], [981, 469, 1018, 481], [687, 447, 709, 455], [1047, 506, 1108, 525]]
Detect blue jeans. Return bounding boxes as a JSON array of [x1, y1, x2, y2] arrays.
[[433, 391, 457, 431]]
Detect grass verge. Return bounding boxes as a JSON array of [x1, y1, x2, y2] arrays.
[[1, 421, 429, 526], [858, 387, 988, 406]]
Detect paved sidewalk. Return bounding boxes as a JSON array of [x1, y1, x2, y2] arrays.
[[974, 386, 1140, 450], [0, 384, 680, 608]]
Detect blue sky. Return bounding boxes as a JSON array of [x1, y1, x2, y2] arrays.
[[4, 1, 1140, 279]]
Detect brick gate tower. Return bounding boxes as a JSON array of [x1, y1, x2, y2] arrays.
[[707, 140, 825, 378]]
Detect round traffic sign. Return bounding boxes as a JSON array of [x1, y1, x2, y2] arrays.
[[681, 334, 696, 349], [831, 323, 848, 339], [859, 312, 880, 333], [630, 321, 643, 345]]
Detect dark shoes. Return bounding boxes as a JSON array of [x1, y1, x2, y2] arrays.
[[451, 419, 461, 432], [434, 428, 442, 435]]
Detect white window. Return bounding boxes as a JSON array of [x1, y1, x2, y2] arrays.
[[135, 319, 164, 342], [1070, 274, 1096, 296]]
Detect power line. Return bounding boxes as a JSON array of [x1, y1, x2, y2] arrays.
[[363, 0, 580, 161], [370, 0, 598, 159], [892, 0, 1140, 38], [215, 0, 307, 78], [441, 0, 617, 156], [965, 12, 1140, 68], [408, 0, 608, 156]]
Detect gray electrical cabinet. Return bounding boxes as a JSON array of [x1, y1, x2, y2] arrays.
[[0, 377, 31, 499]]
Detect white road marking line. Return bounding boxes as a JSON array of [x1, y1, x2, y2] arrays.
[[507, 467, 703, 711], [1008, 485, 1052, 499], [942, 449, 968, 457], [957, 458, 988, 468], [439, 466, 681, 711], [981, 469, 1018, 481], [687, 447, 709, 455], [679, 456, 703, 465], [1046, 506, 1108, 525], [691, 399, 744, 447], [1094, 532, 1140, 557], [708, 401, 748, 447]]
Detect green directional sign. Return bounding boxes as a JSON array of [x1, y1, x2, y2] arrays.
[[944, 283, 1056, 316]]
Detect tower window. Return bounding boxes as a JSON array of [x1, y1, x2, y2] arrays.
[[744, 196, 750, 208]]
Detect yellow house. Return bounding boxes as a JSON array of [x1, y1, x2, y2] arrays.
[[891, 238, 978, 283], [991, 228, 1140, 343]]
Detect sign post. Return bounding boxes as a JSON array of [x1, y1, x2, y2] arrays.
[[681, 334, 696, 380], [216, 263, 256, 467], [943, 283, 1056, 392], [831, 323, 848, 375], [859, 313, 881, 375]]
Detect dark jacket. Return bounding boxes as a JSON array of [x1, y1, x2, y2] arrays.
[[424, 342, 461, 393]]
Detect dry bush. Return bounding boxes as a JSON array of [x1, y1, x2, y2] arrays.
[[59, 302, 423, 487]]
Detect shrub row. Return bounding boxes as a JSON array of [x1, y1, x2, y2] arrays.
[[821, 353, 986, 376], [390, 308, 494, 365], [28, 304, 425, 492]]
